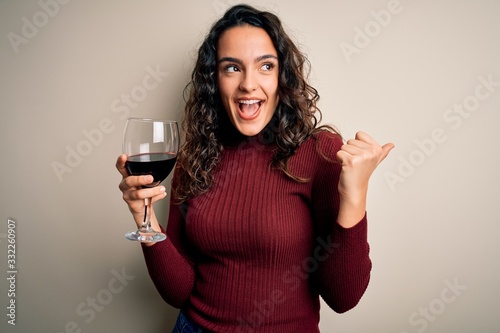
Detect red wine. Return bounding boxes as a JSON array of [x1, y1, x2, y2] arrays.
[[126, 153, 177, 188]]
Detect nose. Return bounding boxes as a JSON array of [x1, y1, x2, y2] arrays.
[[239, 71, 258, 92]]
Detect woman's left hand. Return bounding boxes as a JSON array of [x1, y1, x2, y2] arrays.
[[336, 131, 394, 227]]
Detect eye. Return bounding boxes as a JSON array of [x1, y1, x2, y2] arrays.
[[224, 65, 239, 73], [260, 63, 275, 71]]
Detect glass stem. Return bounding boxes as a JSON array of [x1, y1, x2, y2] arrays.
[[141, 198, 152, 231]]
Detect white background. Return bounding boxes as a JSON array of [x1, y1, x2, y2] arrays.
[[1, 0, 499, 332]]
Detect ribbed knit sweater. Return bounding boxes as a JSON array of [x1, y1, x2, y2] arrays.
[[142, 131, 372, 333]]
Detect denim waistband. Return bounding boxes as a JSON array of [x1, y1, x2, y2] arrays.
[[172, 311, 205, 333]]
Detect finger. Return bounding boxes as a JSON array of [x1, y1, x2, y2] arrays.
[[336, 149, 355, 164], [124, 185, 166, 201], [119, 175, 154, 192], [379, 143, 395, 161], [336, 149, 346, 162], [116, 154, 129, 178], [151, 190, 168, 203], [354, 131, 375, 144], [340, 143, 363, 156], [345, 138, 371, 150]]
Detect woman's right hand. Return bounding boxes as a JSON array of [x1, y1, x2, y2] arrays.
[[116, 154, 167, 229]]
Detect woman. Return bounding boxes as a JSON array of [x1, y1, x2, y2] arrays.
[[116, 4, 393, 333]]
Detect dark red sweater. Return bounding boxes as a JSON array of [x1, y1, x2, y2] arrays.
[[142, 131, 372, 332]]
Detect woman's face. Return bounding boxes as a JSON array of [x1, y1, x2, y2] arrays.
[[217, 25, 279, 137]]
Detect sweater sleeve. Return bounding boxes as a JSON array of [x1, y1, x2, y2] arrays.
[[311, 132, 372, 313], [141, 178, 196, 308]]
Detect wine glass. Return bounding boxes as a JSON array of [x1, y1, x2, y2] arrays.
[[123, 118, 179, 242]]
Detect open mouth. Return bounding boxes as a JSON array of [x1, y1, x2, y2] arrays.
[[237, 99, 263, 120]]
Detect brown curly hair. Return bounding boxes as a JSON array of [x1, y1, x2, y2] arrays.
[[173, 4, 337, 203]]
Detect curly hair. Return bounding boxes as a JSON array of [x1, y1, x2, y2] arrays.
[[173, 4, 337, 203]]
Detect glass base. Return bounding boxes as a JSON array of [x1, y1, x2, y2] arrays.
[[125, 228, 166, 242]]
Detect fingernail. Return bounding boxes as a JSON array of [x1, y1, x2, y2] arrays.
[[159, 186, 166, 193], [145, 175, 153, 182]]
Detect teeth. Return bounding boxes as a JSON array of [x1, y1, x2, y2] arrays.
[[238, 100, 261, 105]]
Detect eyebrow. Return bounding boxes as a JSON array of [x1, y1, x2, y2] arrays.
[[218, 54, 278, 64]]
